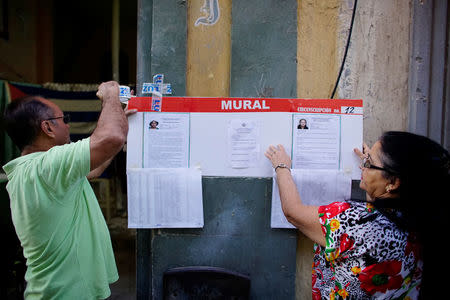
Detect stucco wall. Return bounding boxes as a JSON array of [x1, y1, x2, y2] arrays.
[[337, 0, 411, 146]]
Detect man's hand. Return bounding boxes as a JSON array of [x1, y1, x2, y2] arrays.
[[96, 81, 120, 102]]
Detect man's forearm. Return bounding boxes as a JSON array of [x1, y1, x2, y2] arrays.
[[94, 93, 128, 142], [87, 157, 114, 180], [90, 82, 128, 170]]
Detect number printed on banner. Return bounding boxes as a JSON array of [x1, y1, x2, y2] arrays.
[[341, 106, 363, 114]]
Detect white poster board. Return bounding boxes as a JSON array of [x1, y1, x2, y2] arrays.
[[126, 97, 363, 228]]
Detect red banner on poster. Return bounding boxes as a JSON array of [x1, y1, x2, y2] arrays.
[[128, 97, 363, 115]]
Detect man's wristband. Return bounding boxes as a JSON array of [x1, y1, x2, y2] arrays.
[[275, 163, 290, 172]]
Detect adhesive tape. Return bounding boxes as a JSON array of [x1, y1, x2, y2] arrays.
[[119, 85, 131, 103]]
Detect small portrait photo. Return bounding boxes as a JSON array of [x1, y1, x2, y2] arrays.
[[297, 118, 309, 129], [149, 120, 159, 129]]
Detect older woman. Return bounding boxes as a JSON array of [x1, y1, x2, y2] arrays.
[[265, 131, 449, 299]]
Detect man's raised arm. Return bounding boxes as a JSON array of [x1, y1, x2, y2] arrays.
[[89, 81, 128, 171]]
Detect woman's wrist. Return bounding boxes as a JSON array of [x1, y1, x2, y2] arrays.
[[275, 163, 291, 172]]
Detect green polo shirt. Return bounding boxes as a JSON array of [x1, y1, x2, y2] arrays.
[[3, 138, 118, 299]]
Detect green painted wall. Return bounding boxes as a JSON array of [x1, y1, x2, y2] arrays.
[[136, 0, 299, 298]]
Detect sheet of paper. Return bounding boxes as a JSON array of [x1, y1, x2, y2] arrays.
[[143, 113, 190, 168], [340, 115, 363, 179], [127, 168, 204, 228], [271, 169, 352, 228], [228, 119, 260, 168], [292, 114, 341, 170]]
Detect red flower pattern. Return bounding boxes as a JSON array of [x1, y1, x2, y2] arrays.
[[359, 260, 403, 295], [312, 271, 322, 300], [318, 202, 350, 224], [339, 233, 354, 254]]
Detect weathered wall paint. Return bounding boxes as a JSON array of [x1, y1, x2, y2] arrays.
[[296, 1, 340, 299], [295, 233, 315, 300], [187, 0, 231, 96], [297, 0, 340, 98], [337, 0, 411, 146], [230, 0, 297, 98]]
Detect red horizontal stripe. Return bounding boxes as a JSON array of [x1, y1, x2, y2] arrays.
[[128, 97, 363, 114]]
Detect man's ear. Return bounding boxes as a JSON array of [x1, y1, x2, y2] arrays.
[[40, 120, 56, 138]]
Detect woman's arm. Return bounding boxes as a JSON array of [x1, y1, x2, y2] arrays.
[[265, 145, 326, 247]]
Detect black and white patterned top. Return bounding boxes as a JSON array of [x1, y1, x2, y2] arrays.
[[313, 201, 422, 299]]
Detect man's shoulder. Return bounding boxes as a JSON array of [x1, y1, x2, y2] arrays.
[[3, 138, 90, 178], [48, 138, 90, 154], [3, 152, 42, 176]]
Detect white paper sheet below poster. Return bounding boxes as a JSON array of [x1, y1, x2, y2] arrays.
[[127, 168, 204, 228], [271, 169, 352, 229]]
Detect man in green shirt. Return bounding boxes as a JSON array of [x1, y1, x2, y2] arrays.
[[2, 81, 129, 299]]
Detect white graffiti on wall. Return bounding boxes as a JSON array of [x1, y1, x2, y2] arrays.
[[195, 0, 220, 27]]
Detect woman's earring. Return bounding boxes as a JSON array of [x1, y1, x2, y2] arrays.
[[386, 185, 393, 193]]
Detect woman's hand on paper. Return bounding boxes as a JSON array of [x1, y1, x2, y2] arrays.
[[265, 144, 292, 168], [353, 142, 369, 159], [353, 142, 373, 202]]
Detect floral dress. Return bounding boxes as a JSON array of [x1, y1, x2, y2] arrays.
[[313, 201, 422, 299]]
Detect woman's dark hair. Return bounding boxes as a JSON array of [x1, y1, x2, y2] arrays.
[[376, 131, 449, 299], [3, 96, 53, 151]]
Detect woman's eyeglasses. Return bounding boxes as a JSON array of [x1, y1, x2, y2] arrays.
[[360, 155, 393, 173], [46, 114, 70, 124]]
